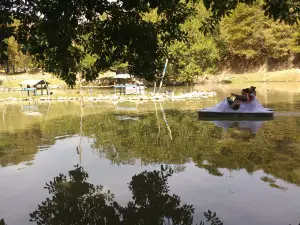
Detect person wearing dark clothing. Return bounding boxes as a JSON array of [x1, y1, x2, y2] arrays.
[[227, 88, 251, 110]]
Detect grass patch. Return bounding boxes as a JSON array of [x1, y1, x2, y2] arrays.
[[229, 69, 300, 83], [0, 73, 67, 88], [220, 79, 232, 84]]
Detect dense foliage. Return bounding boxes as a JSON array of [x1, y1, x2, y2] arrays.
[[167, 3, 222, 84], [220, 2, 300, 59], [1, 0, 193, 85], [0, 1, 14, 65], [5, 36, 36, 73], [168, 1, 300, 83], [0, 0, 299, 85]]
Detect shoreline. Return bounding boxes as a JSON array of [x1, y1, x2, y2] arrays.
[[200, 69, 300, 84], [0, 91, 217, 103]]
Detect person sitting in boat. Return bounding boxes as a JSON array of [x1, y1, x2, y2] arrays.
[[231, 88, 251, 101], [227, 88, 251, 109]]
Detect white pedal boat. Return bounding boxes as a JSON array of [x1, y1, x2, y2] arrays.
[[198, 98, 274, 118]]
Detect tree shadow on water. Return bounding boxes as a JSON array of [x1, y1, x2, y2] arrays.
[[1, 165, 299, 225]]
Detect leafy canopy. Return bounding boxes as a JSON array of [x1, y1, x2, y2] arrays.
[[1, 0, 299, 85]]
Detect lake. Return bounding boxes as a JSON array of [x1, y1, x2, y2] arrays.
[[1, 83, 300, 225]]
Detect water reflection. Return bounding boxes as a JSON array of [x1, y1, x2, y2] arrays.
[[0, 123, 77, 167], [1, 110, 300, 187], [22, 104, 42, 117], [2, 100, 300, 224], [213, 120, 263, 134], [1, 165, 222, 225], [1, 164, 299, 225], [210, 119, 271, 141]]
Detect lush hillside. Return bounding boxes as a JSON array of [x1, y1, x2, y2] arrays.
[[166, 2, 300, 83]]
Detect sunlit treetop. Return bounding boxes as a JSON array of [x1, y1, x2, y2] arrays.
[[201, 0, 300, 33]]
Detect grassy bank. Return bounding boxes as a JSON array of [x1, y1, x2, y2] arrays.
[[205, 69, 300, 83], [1, 69, 300, 93], [0, 72, 67, 88]]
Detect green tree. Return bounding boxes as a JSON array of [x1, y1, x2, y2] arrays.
[[201, 0, 300, 33], [11, 0, 193, 86], [168, 3, 222, 83], [263, 21, 295, 59], [220, 2, 299, 62], [1, 0, 299, 85], [0, 18, 36, 73], [7, 36, 34, 73], [0, 1, 14, 65], [220, 2, 268, 59], [291, 24, 300, 54]]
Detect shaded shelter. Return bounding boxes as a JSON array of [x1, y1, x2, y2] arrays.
[[20, 79, 50, 96]]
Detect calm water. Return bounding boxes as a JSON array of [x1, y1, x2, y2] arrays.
[[1, 83, 300, 225]]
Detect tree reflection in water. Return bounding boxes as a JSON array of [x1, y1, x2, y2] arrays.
[[2, 165, 300, 225], [2, 112, 300, 188], [29, 165, 223, 225], [0, 165, 222, 225]]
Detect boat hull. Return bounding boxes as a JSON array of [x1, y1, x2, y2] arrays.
[[198, 110, 274, 119]]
